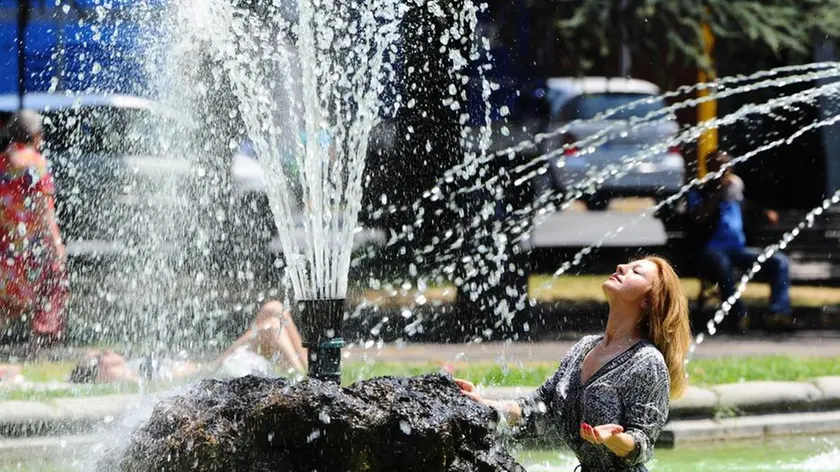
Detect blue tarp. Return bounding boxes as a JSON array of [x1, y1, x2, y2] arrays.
[[0, 1, 529, 122], [0, 0, 167, 97]]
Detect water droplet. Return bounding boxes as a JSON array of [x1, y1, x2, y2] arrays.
[[400, 420, 412, 435]]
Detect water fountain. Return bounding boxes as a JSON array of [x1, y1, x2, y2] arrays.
[[9, 1, 840, 471], [88, 0, 528, 470]]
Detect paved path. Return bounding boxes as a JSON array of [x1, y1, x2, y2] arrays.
[[527, 206, 666, 248], [342, 331, 840, 364]]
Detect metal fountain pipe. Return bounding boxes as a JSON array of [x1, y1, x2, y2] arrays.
[[296, 298, 345, 383]]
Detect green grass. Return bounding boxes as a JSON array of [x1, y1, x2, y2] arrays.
[[529, 275, 840, 307], [20, 361, 76, 383], [0, 383, 138, 402], [341, 361, 557, 387], [3, 356, 838, 402], [342, 356, 840, 388], [685, 355, 840, 386], [360, 274, 840, 308]]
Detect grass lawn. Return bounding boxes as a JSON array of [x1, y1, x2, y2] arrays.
[[358, 275, 840, 308], [3, 355, 838, 401], [343, 356, 840, 388], [529, 275, 840, 307]]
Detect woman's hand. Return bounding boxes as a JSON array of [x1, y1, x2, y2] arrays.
[[457, 378, 525, 426], [455, 378, 484, 403], [580, 422, 636, 457], [580, 422, 623, 444]]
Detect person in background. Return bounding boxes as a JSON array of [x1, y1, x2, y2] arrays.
[[69, 301, 307, 384], [0, 110, 68, 351], [687, 150, 791, 333]]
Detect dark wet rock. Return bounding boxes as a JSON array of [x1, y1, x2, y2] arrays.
[[105, 373, 525, 472]]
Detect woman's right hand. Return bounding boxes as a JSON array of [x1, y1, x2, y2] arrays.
[[455, 378, 484, 403], [457, 378, 524, 425]]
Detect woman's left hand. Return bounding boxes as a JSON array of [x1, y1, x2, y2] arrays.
[[580, 422, 624, 445]]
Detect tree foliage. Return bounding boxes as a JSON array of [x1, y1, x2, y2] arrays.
[[541, 0, 840, 78]]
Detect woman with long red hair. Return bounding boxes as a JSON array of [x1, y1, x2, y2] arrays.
[[458, 256, 691, 472]]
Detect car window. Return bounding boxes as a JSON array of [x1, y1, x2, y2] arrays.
[[41, 106, 179, 157], [561, 93, 665, 121]]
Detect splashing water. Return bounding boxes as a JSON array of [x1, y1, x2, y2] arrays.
[[367, 62, 840, 227], [356, 63, 840, 262], [157, 0, 502, 307], [161, 0, 405, 301], [348, 69, 840, 309], [345, 76, 840, 339]]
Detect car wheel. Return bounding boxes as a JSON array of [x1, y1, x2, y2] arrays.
[[584, 195, 610, 211]]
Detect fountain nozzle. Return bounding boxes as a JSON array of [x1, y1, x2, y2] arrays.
[[296, 298, 345, 383]]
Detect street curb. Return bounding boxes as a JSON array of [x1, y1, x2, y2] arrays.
[[0, 395, 143, 437], [483, 382, 840, 447], [482, 376, 840, 420], [660, 410, 840, 446]]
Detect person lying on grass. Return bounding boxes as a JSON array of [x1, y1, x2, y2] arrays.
[[68, 301, 307, 384]]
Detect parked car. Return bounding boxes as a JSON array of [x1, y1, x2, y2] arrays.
[[0, 93, 269, 258], [538, 77, 686, 210]]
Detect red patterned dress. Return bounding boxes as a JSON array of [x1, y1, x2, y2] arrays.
[[0, 143, 68, 339]]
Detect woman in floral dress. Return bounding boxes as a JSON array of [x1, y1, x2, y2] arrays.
[[0, 110, 68, 348]]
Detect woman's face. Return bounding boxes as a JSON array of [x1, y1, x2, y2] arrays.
[[602, 259, 658, 306]]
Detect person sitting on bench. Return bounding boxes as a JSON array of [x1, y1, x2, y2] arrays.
[[686, 150, 792, 332]]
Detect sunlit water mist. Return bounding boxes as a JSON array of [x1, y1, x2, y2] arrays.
[[161, 0, 469, 302], [5, 1, 237, 352], [40, 0, 493, 350], [355, 64, 840, 264]]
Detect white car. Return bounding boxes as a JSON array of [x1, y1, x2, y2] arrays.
[[0, 93, 268, 256], [538, 77, 686, 210]]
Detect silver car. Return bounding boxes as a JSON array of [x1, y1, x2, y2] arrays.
[[539, 77, 685, 210]]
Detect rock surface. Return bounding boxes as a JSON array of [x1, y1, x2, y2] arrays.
[[105, 374, 525, 472]]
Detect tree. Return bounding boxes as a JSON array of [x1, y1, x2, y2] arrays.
[[531, 0, 840, 84]]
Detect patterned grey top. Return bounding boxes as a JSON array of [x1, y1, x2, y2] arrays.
[[517, 335, 670, 472]]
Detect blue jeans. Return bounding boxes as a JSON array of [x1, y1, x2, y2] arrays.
[[703, 246, 792, 317]]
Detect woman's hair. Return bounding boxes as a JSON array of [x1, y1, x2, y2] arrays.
[[642, 256, 691, 399], [4, 110, 43, 145]]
